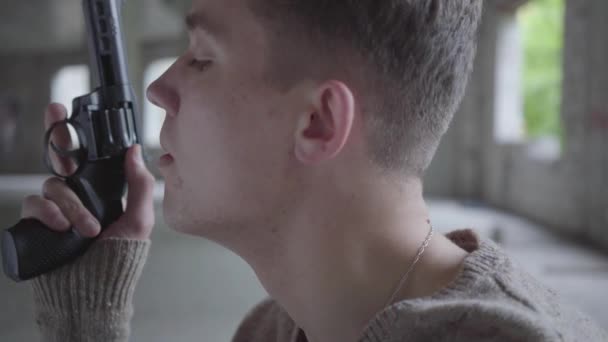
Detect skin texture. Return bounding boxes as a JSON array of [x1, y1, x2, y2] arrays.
[[23, 0, 469, 341]]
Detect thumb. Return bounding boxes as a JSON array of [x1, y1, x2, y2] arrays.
[[105, 144, 156, 240]]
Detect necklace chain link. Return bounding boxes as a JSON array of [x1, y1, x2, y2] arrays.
[[383, 223, 434, 308]]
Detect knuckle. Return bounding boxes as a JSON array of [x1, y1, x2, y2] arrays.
[[58, 198, 81, 217], [20, 196, 68, 229], [127, 216, 153, 235], [46, 210, 69, 229], [42, 177, 64, 197], [21, 195, 41, 214], [143, 215, 155, 230], [38, 198, 57, 215], [127, 216, 144, 231], [135, 168, 155, 185], [143, 171, 156, 185], [132, 222, 147, 235]]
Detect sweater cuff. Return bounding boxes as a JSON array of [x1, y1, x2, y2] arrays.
[[30, 238, 150, 341]]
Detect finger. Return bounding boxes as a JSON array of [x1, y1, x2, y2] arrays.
[[48, 124, 79, 176], [42, 177, 100, 238], [21, 195, 71, 232], [113, 145, 156, 238], [44, 103, 68, 131], [124, 145, 155, 231], [45, 104, 78, 175]]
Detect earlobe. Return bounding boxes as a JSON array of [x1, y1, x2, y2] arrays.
[[294, 80, 355, 165]]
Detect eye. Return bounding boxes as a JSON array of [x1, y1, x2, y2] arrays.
[[188, 59, 212, 72]]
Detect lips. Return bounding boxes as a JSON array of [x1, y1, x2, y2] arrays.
[[159, 126, 174, 168], [158, 153, 174, 167]]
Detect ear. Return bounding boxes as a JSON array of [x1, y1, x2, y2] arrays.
[[294, 80, 355, 164]]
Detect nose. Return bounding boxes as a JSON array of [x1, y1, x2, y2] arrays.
[[146, 66, 180, 117]]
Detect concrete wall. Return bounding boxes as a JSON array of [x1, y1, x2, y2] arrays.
[[425, 0, 608, 250], [0, 51, 85, 174], [563, 0, 608, 248]]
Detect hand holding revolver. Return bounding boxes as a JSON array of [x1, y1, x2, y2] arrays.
[[27, 103, 156, 239], [1, 0, 156, 282]]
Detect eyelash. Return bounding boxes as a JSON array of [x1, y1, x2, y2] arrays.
[[188, 59, 211, 72]]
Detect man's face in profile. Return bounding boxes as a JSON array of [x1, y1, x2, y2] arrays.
[[147, 0, 300, 243]]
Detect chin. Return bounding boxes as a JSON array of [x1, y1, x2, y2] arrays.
[[162, 210, 197, 236], [161, 197, 186, 234], [161, 197, 214, 237]]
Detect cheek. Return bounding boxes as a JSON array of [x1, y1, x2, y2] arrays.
[[170, 98, 245, 193], [177, 110, 230, 183], [174, 98, 290, 211], [169, 60, 294, 207]]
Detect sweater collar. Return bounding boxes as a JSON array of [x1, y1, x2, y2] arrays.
[[358, 228, 506, 342]]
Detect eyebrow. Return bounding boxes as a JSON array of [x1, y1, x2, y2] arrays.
[[185, 10, 222, 37]]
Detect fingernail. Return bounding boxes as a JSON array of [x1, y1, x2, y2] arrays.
[[85, 218, 100, 236]]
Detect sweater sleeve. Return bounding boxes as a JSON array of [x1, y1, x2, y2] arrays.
[[30, 238, 150, 342]]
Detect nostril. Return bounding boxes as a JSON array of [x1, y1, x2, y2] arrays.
[[146, 81, 163, 107], [145, 74, 180, 118], [163, 94, 179, 118], [145, 84, 158, 106]]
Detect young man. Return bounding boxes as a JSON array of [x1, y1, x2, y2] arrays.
[[21, 0, 607, 341]]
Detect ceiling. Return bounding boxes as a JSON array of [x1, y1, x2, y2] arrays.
[[0, 0, 190, 55], [0, 0, 526, 55]]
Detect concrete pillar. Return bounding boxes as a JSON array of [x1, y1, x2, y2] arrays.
[[0, 54, 54, 174], [426, 0, 529, 200], [425, 3, 500, 199], [562, 0, 608, 247]]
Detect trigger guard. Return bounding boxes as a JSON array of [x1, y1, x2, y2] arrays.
[[43, 120, 88, 178], [50, 141, 81, 159]]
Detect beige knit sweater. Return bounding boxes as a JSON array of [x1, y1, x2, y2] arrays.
[[32, 229, 608, 342]]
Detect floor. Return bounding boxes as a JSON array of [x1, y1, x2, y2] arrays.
[[0, 176, 607, 341]]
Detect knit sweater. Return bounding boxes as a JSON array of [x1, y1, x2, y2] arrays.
[[31, 229, 607, 342]]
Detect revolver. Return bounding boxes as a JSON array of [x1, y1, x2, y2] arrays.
[[1, 0, 142, 282]]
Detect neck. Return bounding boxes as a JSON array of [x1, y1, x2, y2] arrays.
[[239, 176, 469, 342]]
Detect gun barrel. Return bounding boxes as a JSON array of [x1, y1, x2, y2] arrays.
[[83, 0, 131, 88]]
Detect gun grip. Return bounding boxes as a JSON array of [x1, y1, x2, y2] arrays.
[[2, 219, 93, 282], [2, 157, 126, 282]]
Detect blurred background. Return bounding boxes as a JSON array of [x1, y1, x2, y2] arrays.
[[1, 0, 607, 341]]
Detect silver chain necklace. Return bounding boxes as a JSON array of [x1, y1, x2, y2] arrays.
[[383, 223, 434, 309]]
